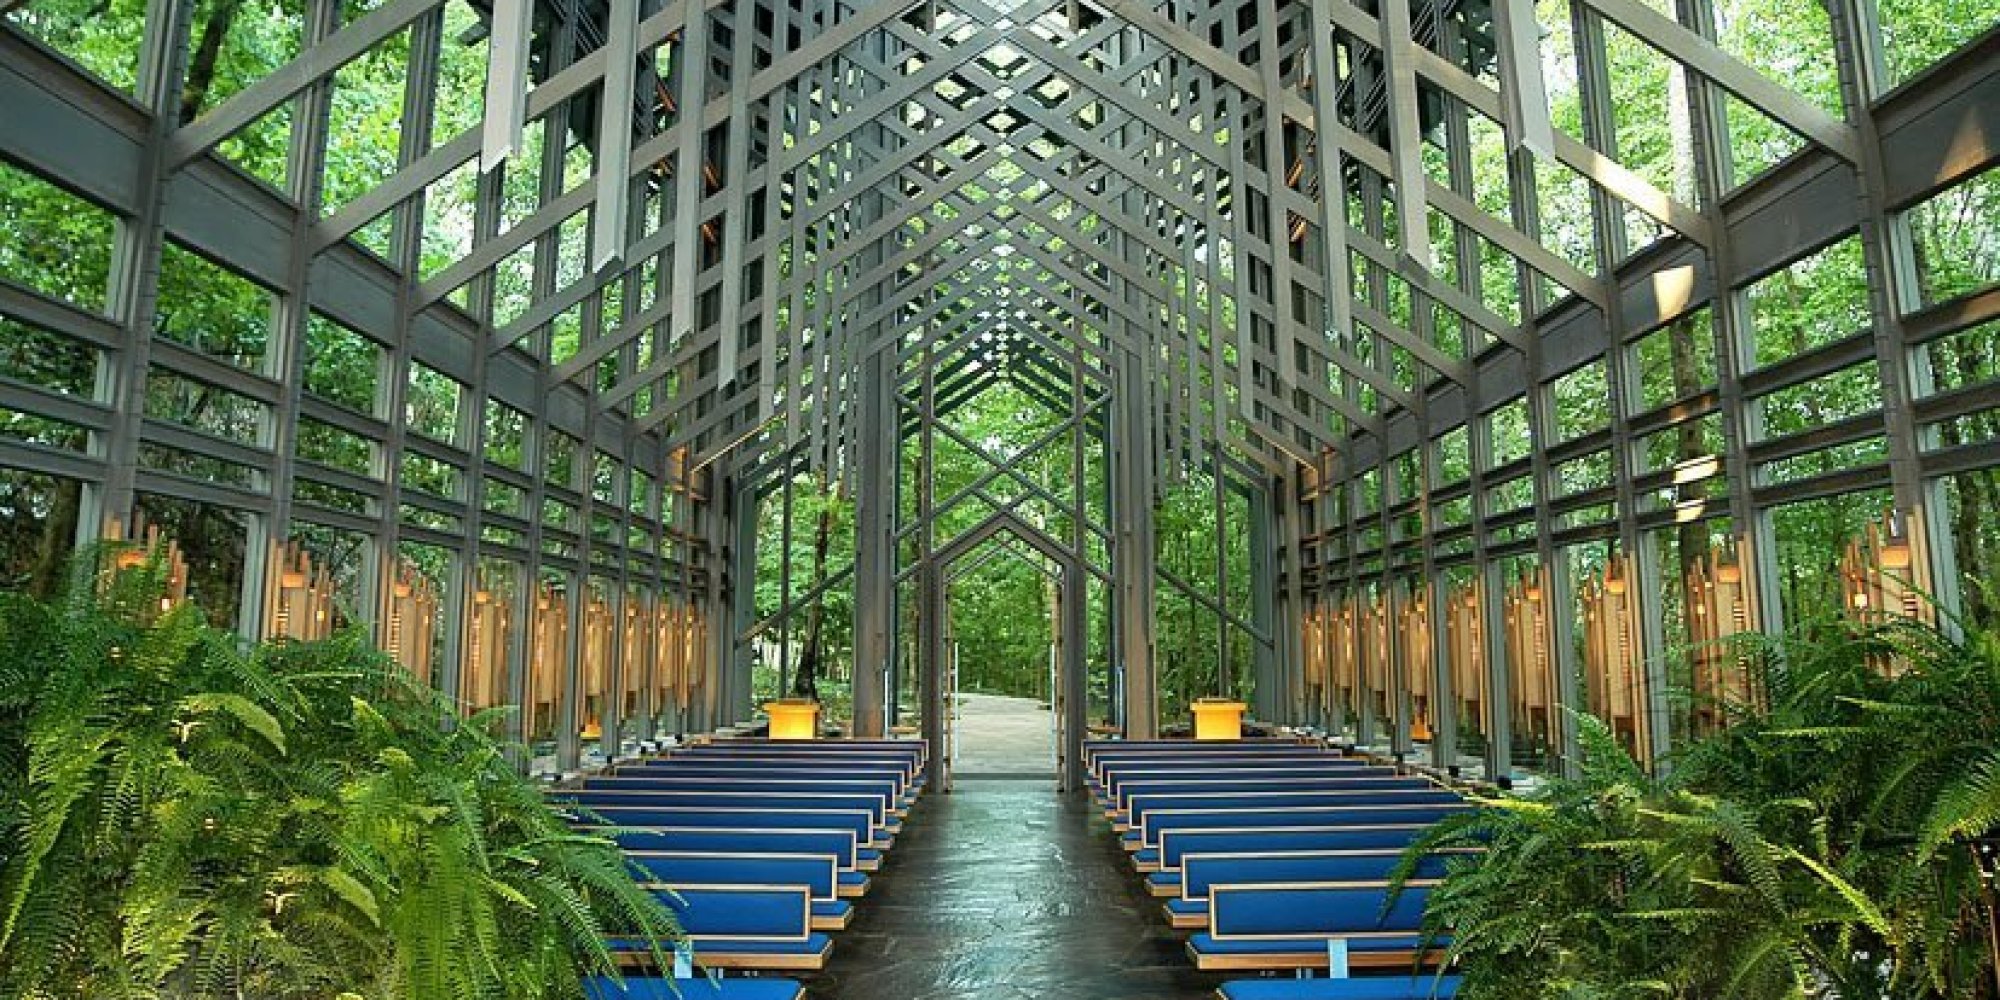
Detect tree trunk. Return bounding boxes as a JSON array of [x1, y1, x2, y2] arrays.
[[27, 477, 81, 599], [1947, 342, 1998, 627], [1666, 313, 1708, 579], [181, 0, 244, 126], [791, 499, 833, 702]]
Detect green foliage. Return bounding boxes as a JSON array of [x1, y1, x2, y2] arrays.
[[947, 557, 1055, 700], [754, 478, 857, 699], [0, 550, 680, 999], [1402, 616, 2000, 999], [1154, 467, 1256, 718]]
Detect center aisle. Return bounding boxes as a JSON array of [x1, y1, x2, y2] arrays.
[[808, 779, 1216, 999]]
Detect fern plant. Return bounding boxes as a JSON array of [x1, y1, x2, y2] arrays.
[[0, 550, 680, 998], [1400, 614, 2000, 999]]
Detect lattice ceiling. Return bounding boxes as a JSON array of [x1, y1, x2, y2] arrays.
[[166, 0, 1861, 488]]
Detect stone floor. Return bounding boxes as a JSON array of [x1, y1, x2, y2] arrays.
[[800, 779, 1223, 999]]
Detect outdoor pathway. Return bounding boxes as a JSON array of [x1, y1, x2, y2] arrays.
[[952, 692, 1057, 776]]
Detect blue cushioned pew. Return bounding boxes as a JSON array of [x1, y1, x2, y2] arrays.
[[615, 828, 874, 888], [1092, 750, 1358, 785], [584, 768, 916, 808], [1096, 756, 1392, 796], [1103, 771, 1422, 816], [1187, 883, 1441, 973], [1096, 760, 1392, 792], [671, 749, 925, 785], [1087, 740, 1462, 991], [585, 975, 805, 1000], [1213, 976, 1462, 999], [702, 737, 927, 762], [1090, 740, 1337, 764], [579, 779, 904, 823], [1143, 825, 1434, 880], [1095, 762, 1390, 806], [564, 788, 898, 828], [565, 788, 902, 834], [631, 852, 855, 929], [1132, 805, 1470, 852], [667, 744, 921, 767], [566, 794, 898, 842], [1088, 741, 1338, 764], [582, 774, 906, 798], [619, 761, 919, 813], [1083, 738, 1311, 775], [1083, 738, 1310, 777], [673, 744, 923, 779], [1123, 789, 1462, 834], [1096, 760, 1379, 801], [609, 884, 832, 971], [1164, 850, 1456, 928], [577, 738, 936, 991], [575, 805, 882, 852]]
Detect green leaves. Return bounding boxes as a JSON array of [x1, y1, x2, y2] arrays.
[[178, 692, 288, 754], [1407, 617, 2000, 999], [0, 556, 682, 999], [1920, 747, 2000, 857]]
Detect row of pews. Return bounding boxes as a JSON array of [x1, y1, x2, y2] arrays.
[[1087, 737, 1468, 1000], [555, 738, 929, 1000]]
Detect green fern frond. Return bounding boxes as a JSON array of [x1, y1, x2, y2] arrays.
[[1918, 747, 2000, 857]]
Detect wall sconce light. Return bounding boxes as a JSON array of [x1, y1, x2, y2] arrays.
[[1881, 509, 1913, 570]]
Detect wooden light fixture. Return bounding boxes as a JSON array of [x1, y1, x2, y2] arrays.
[[1581, 551, 1650, 767], [1842, 510, 1929, 621], [1445, 582, 1487, 740], [1504, 568, 1553, 752], [462, 575, 513, 716], [1397, 586, 1434, 743], [1841, 508, 1935, 673], [528, 583, 571, 740], [102, 516, 190, 612], [578, 592, 613, 741], [1687, 539, 1759, 736], [622, 593, 654, 721], [263, 541, 334, 643], [380, 561, 439, 684]]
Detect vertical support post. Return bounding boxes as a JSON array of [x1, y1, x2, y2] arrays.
[[1115, 349, 1159, 737], [728, 479, 760, 728], [1250, 483, 1279, 722], [1480, 556, 1513, 782], [246, 0, 337, 643], [1824, 0, 1941, 615], [92, 0, 195, 532], [918, 349, 944, 788], [669, 1, 713, 386], [851, 348, 894, 736], [1427, 573, 1457, 768], [1061, 556, 1087, 791]]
